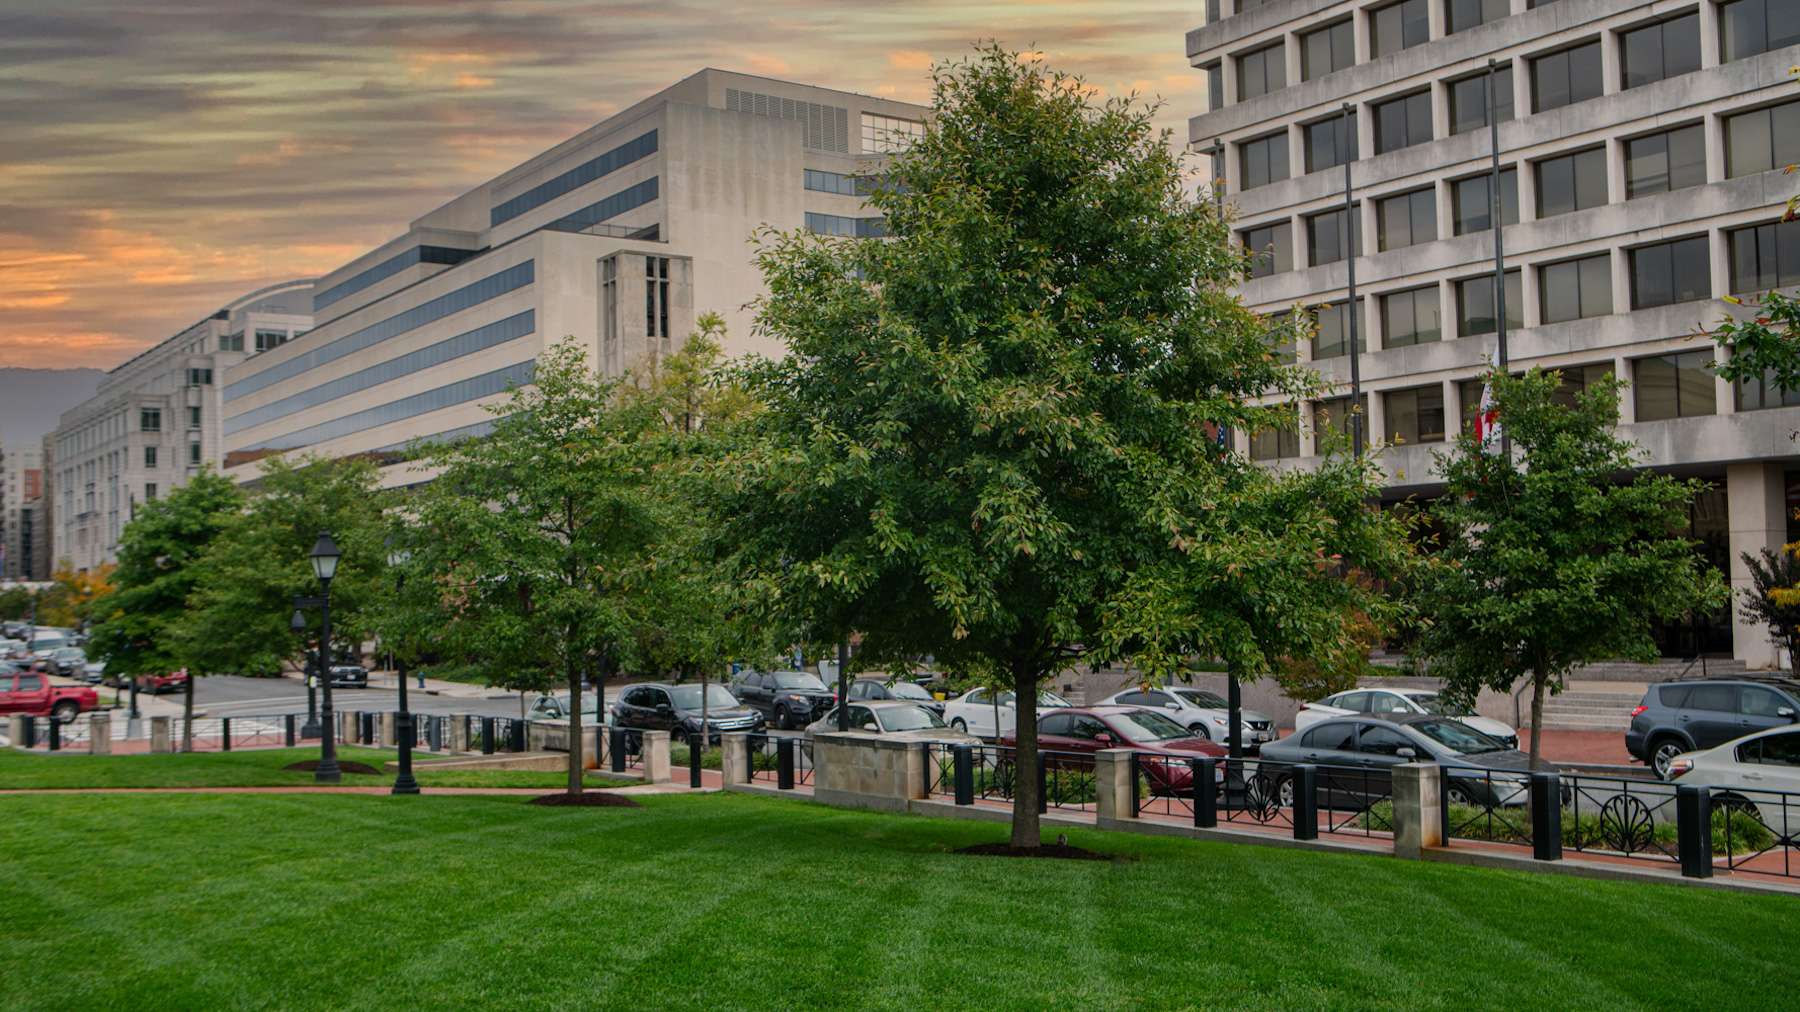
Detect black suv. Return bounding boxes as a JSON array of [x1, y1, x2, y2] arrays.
[[610, 682, 763, 745], [730, 670, 837, 729], [1626, 678, 1800, 778]]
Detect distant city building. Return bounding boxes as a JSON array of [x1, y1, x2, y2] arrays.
[[220, 69, 927, 488], [47, 281, 313, 572], [1, 442, 44, 580], [1188, 0, 1800, 667]]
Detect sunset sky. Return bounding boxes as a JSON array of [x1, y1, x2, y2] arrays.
[[0, 0, 1203, 370]]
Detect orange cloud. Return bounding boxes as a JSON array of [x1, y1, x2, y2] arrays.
[[889, 50, 932, 70], [745, 53, 792, 76], [453, 72, 495, 89]]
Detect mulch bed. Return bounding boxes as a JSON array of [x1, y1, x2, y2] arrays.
[[528, 792, 641, 808], [954, 842, 1113, 861], [282, 760, 381, 775]]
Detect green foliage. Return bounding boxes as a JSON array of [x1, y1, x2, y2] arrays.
[[1739, 546, 1800, 673], [1413, 368, 1727, 768], [85, 471, 243, 676], [175, 456, 388, 676], [1711, 290, 1800, 395], [0, 586, 33, 621]]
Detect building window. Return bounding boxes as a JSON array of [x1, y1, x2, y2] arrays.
[[188, 442, 202, 466], [1373, 91, 1432, 155], [1371, 0, 1430, 58], [1315, 394, 1368, 441], [1376, 187, 1437, 251], [1736, 366, 1800, 411], [1304, 113, 1358, 174], [1549, 363, 1616, 409], [1301, 20, 1355, 81], [1384, 385, 1446, 444], [1725, 100, 1800, 179], [645, 257, 670, 340], [1310, 301, 1363, 360], [187, 406, 202, 430], [1238, 132, 1290, 190], [144, 483, 157, 502], [860, 114, 924, 154], [1446, 0, 1508, 34], [601, 256, 618, 361], [1455, 269, 1523, 336], [254, 329, 287, 353], [1635, 351, 1717, 421], [1621, 12, 1702, 90], [1241, 222, 1293, 279], [1534, 148, 1608, 219], [185, 367, 213, 386], [143, 446, 157, 469], [1721, 0, 1800, 62], [1236, 41, 1287, 101], [1538, 254, 1614, 325], [1448, 67, 1513, 136], [1203, 62, 1223, 112], [1249, 408, 1301, 460], [1728, 219, 1800, 293], [1265, 311, 1298, 364], [1625, 125, 1706, 198], [139, 409, 160, 433], [1531, 41, 1604, 113], [219, 332, 244, 352], [803, 169, 866, 196], [1451, 169, 1519, 234], [804, 212, 886, 237], [1630, 237, 1711, 309], [1381, 286, 1442, 348], [1305, 206, 1361, 266]]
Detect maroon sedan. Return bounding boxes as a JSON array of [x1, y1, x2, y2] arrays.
[[1003, 705, 1226, 794]]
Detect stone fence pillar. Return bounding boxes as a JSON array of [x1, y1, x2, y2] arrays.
[[149, 716, 172, 754], [1094, 749, 1136, 824], [379, 712, 396, 748], [811, 732, 925, 811], [449, 715, 469, 753], [6, 715, 26, 748], [641, 730, 672, 784], [580, 726, 601, 769], [1392, 762, 1444, 859], [720, 733, 752, 784], [89, 713, 112, 755]]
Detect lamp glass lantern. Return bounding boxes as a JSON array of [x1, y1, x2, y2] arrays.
[[308, 532, 341, 583]]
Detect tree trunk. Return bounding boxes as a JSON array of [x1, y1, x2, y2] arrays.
[[1008, 661, 1041, 848], [1527, 670, 1548, 772], [181, 672, 194, 753], [566, 648, 583, 796]]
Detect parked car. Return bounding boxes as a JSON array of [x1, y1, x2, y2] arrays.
[[47, 647, 86, 677], [730, 670, 838, 729], [846, 677, 945, 716], [1666, 725, 1800, 836], [1296, 687, 1518, 748], [1000, 706, 1226, 794], [942, 686, 1074, 738], [806, 701, 978, 745], [327, 665, 368, 689], [526, 693, 612, 726], [136, 670, 189, 694], [1094, 685, 1275, 749], [1259, 714, 1545, 809], [1627, 677, 1800, 779], [611, 681, 764, 744], [79, 661, 106, 685], [0, 671, 98, 723]]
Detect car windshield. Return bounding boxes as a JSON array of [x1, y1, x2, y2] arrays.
[[1113, 710, 1193, 742], [546, 696, 600, 715], [886, 681, 932, 700], [668, 684, 741, 709], [879, 705, 945, 731], [1173, 689, 1228, 709], [1405, 692, 1467, 716], [1410, 719, 1506, 755], [774, 673, 826, 691], [994, 690, 1072, 708]]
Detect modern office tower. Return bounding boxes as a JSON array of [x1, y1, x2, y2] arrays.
[[1, 442, 44, 580], [1188, 0, 1800, 665], [219, 69, 928, 489], [47, 280, 313, 572]]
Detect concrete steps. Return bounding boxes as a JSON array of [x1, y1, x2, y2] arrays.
[[1535, 689, 1645, 731]]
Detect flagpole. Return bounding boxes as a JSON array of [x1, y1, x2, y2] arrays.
[[1342, 102, 1363, 460], [1487, 58, 1510, 458]]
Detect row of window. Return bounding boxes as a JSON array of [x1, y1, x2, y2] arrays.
[[805, 212, 888, 238], [1207, 1, 1794, 114], [489, 130, 658, 227], [237, 361, 536, 455], [140, 436, 205, 470], [312, 245, 479, 312], [545, 176, 660, 234]]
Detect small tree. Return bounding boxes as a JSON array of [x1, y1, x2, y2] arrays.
[[36, 564, 115, 629], [1413, 368, 1727, 770], [1739, 545, 1800, 674]]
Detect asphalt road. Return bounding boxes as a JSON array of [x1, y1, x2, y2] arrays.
[[182, 675, 531, 720]]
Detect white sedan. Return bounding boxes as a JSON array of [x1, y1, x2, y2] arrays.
[[1093, 685, 1275, 746], [941, 687, 1073, 738], [1668, 725, 1800, 837], [805, 701, 979, 746], [1296, 687, 1517, 748]]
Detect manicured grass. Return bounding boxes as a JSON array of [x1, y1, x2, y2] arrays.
[[0, 747, 627, 790], [3, 791, 1796, 1009]]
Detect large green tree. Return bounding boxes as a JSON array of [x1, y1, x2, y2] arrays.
[[1413, 368, 1727, 771], [719, 46, 1410, 847], [86, 471, 244, 744]]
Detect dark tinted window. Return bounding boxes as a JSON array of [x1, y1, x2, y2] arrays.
[[1039, 712, 1074, 736], [1686, 684, 1737, 711], [1452, 169, 1519, 235], [1550, 363, 1615, 409], [1243, 222, 1292, 279], [1381, 286, 1441, 348], [1303, 723, 1358, 750], [1447, 0, 1508, 34], [1532, 41, 1604, 112], [1358, 725, 1415, 755], [1377, 187, 1437, 251], [1384, 386, 1446, 444], [1301, 20, 1355, 81], [1622, 13, 1702, 89], [1306, 206, 1361, 266], [1071, 716, 1111, 741], [1725, 101, 1800, 178], [1658, 684, 1693, 708], [1314, 395, 1367, 440], [1625, 125, 1706, 199], [1305, 113, 1358, 174], [1372, 0, 1430, 58], [1539, 254, 1613, 325], [1204, 63, 1223, 112], [1455, 270, 1522, 337], [1721, 0, 1800, 62], [1449, 67, 1514, 135], [1741, 686, 1788, 717], [1374, 91, 1433, 154], [1237, 41, 1287, 101], [1535, 148, 1609, 218], [1629, 237, 1711, 309], [1249, 409, 1302, 461], [1309, 302, 1363, 359], [1760, 731, 1800, 766], [1239, 132, 1290, 190], [1634, 351, 1716, 421], [1729, 219, 1800, 294]]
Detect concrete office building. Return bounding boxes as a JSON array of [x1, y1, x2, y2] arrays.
[[48, 280, 313, 572], [221, 69, 928, 488], [2, 443, 44, 580], [1188, 0, 1800, 665]]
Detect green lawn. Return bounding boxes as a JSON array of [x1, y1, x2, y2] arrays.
[[0, 746, 628, 790], [1, 791, 1795, 1009]]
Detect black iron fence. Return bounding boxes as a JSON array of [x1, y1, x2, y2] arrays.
[[746, 733, 811, 789]]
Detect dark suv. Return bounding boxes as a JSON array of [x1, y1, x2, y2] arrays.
[[730, 670, 837, 729], [1626, 678, 1800, 778], [610, 682, 763, 745]]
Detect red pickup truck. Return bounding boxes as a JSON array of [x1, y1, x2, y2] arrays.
[[0, 671, 99, 723]]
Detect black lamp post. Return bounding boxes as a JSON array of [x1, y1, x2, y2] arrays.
[[293, 608, 320, 739], [310, 532, 342, 784], [386, 536, 419, 796]]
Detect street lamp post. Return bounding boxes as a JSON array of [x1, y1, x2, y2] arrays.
[[292, 608, 320, 739], [386, 536, 419, 796], [309, 532, 342, 784]]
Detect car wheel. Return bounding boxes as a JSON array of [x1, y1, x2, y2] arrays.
[[1276, 775, 1295, 809], [1650, 738, 1686, 780], [951, 718, 967, 733], [51, 701, 79, 724], [774, 705, 790, 730], [1188, 724, 1211, 740], [1446, 782, 1477, 807]]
